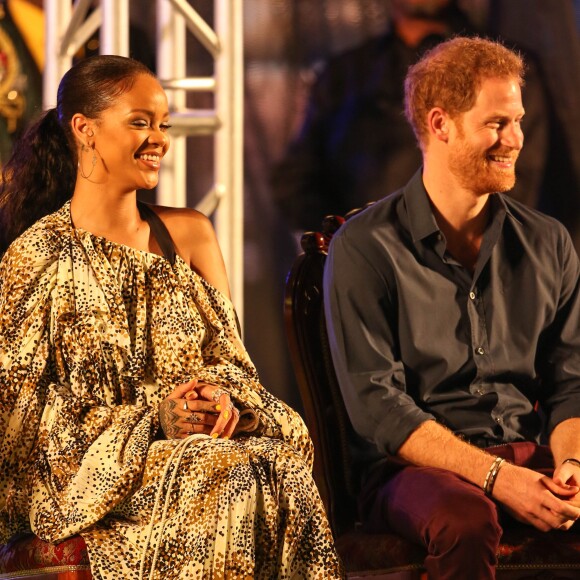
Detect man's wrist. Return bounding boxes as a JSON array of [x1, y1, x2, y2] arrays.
[[483, 456, 506, 496]]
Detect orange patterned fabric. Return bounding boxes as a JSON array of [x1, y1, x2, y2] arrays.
[[0, 203, 343, 579]]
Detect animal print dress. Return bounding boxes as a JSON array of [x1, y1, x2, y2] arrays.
[[0, 202, 344, 579]]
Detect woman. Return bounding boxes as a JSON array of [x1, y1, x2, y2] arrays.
[[0, 55, 343, 579]]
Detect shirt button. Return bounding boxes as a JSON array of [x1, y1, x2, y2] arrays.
[[476, 347, 485, 355], [469, 291, 476, 300]]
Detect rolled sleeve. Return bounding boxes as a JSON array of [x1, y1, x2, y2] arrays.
[[323, 226, 433, 456], [538, 227, 580, 434]]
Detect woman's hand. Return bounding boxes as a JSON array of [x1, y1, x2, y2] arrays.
[[159, 379, 239, 440]]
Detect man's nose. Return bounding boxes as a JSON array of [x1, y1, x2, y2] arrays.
[[502, 122, 524, 150]]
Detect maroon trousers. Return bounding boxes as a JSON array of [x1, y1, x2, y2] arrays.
[[360, 442, 565, 579]]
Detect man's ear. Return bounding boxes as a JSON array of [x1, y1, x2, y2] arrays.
[[70, 114, 95, 146], [427, 107, 450, 143]]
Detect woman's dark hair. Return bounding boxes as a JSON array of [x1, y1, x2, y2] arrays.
[[0, 55, 155, 254]]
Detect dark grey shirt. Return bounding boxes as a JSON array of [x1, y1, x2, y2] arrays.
[[324, 170, 580, 457]]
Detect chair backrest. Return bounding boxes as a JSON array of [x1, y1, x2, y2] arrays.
[[284, 209, 371, 535]]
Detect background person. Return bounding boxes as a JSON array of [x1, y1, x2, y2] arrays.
[[271, 0, 551, 232]]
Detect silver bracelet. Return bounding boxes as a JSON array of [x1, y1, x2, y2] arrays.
[[483, 456, 505, 497]]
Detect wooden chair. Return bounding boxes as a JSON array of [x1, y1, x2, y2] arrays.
[[0, 533, 91, 580], [284, 209, 580, 579]]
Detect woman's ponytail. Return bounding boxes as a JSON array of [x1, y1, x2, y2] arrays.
[[0, 54, 156, 255], [0, 108, 76, 254]]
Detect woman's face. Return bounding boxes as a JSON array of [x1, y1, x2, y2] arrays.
[[89, 74, 170, 192]]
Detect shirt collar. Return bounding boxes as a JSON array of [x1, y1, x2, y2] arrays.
[[402, 168, 519, 246], [402, 168, 440, 244]]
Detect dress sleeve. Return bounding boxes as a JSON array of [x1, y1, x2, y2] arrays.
[[191, 276, 313, 464], [0, 243, 57, 541], [0, 236, 158, 543]]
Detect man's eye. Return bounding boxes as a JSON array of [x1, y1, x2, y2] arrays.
[[160, 124, 172, 132]]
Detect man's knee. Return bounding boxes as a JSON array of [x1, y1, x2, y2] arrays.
[[427, 489, 502, 552]]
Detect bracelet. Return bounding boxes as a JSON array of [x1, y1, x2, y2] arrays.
[[483, 456, 506, 497], [562, 458, 580, 469]]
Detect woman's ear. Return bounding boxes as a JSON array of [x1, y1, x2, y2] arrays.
[[70, 114, 95, 146]]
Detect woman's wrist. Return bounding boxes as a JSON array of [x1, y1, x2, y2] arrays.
[[562, 458, 580, 469]]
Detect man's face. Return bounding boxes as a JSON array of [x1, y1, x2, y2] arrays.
[[447, 76, 524, 196]]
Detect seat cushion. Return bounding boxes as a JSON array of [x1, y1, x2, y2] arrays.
[[497, 525, 580, 569], [336, 530, 425, 574], [0, 533, 90, 576], [336, 525, 580, 575]]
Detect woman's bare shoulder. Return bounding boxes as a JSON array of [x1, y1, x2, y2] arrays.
[[150, 205, 231, 298]]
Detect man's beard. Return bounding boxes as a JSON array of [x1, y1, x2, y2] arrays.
[[448, 137, 518, 195]]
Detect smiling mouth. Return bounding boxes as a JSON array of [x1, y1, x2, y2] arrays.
[[137, 153, 161, 165], [488, 153, 517, 168]]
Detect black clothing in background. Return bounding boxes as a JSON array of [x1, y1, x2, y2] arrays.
[[271, 12, 550, 232], [489, 0, 580, 246]]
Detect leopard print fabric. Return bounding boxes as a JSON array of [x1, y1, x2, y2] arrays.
[[0, 202, 344, 579]]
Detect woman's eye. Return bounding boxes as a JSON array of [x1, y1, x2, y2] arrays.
[[132, 120, 149, 128], [160, 124, 172, 132]]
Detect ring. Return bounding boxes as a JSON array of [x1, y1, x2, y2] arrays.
[[183, 401, 188, 411], [189, 413, 202, 423], [211, 388, 228, 402]]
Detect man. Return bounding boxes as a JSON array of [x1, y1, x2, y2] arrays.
[[324, 36, 580, 578], [271, 0, 550, 232]]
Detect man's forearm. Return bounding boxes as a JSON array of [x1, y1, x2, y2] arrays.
[[550, 417, 580, 467], [397, 420, 497, 490]]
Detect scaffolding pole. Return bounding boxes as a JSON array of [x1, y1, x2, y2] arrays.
[[44, 0, 245, 320]]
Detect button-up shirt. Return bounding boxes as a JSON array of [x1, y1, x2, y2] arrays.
[[324, 170, 580, 458]]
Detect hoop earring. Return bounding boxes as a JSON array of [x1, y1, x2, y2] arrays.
[[79, 144, 97, 179]]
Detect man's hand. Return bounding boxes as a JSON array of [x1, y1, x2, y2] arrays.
[[397, 421, 580, 532], [549, 418, 580, 520], [552, 460, 580, 518], [493, 462, 580, 531]]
